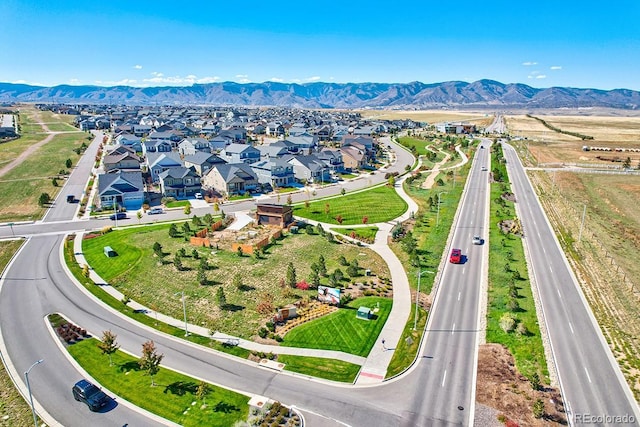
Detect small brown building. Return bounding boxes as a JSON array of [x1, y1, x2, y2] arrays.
[[256, 203, 293, 227]]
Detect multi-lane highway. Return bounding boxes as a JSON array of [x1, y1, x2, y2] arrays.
[[503, 143, 640, 425]]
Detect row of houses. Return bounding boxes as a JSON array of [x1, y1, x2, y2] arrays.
[[97, 132, 377, 211]]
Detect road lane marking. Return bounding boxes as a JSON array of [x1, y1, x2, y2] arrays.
[[442, 370, 447, 387], [584, 367, 592, 383], [451, 323, 455, 335], [458, 292, 461, 301], [569, 322, 574, 334], [557, 288, 561, 298]]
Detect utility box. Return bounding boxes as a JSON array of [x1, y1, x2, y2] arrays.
[[103, 246, 117, 257]]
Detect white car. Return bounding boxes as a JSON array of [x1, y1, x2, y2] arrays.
[[472, 236, 483, 245], [147, 207, 164, 215], [481, 166, 487, 171], [194, 193, 203, 199]]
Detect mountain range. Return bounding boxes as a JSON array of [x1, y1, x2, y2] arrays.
[[1, 80, 638, 110]]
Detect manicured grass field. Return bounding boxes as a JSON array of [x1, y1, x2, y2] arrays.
[[67, 338, 249, 427], [485, 145, 548, 382], [44, 122, 81, 132], [165, 200, 190, 208], [278, 355, 361, 383], [293, 185, 407, 225], [386, 304, 428, 378], [331, 226, 378, 242], [282, 297, 392, 357]]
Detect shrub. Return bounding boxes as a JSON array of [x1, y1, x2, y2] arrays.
[[258, 327, 268, 338], [532, 398, 544, 419], [507, 298, 520, 312], [499, 313, 516, 333], [295, 280, 310, 290], [516, 322, 529, 336]]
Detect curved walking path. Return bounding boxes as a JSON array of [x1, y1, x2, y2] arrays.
[[69, 139, 466, 385]]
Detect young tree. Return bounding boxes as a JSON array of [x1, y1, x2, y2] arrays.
[[196, 381, 210, 404], [532, 398, 545, 419], [136, 210, 142, 223], [65, 158, 72, 169], [174, 255, 183, 271], [192, 214, 201, 227], [286, 262, 297, 288], [216, 287, 226, 308], [192, 248, 199, 259], [82, 264, 90, 278], [169, 223, 178, 238], [233, 273, 243, 290], [340, 187, 346, 196], [139, 340, 163, 386], [97, 330, 119, 366], [309, 269, 321, 288], [38, 192, 51, 207], [623, 156, 632, 169], [182, 222, 191, 236], [286, 194, 292, 205], [338, 255, 348, 266], [197, 267, 207, 286], [184, 204, 191, 215], [52, 177, 58, 187], [203, 213, 213, 225], [318, 255, 327, 276], [335, 215, 343, 224]]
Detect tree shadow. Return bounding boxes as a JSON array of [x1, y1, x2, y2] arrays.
[[221, 304, 245, 312], [118, 361, 141, 373], [238, 284, 255, 292], [213, 401, 240, 414], [163, 381, 198, 396]]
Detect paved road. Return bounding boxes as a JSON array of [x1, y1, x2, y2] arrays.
[[502, 143, 640, 425]]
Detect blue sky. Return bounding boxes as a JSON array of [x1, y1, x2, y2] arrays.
[[2, 1, 639, 90]]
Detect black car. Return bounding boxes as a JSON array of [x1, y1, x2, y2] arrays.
[[109, 212, 127, 220], [72, 379, 110, 411]]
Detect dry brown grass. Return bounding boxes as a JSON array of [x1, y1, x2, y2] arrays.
[[357, 109, 493, 125]]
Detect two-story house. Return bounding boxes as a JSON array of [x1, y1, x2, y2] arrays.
[[183, 152, 226, 176], [97, 171, 145, 211], [202, 163, 259, 197], [221, 143, 260, 164], [158, 167, 202, 199], [145, 152, 183, 183], [103, 147, 141, 173], [251, 158, 295, 189], [178, 137, 211, 156]]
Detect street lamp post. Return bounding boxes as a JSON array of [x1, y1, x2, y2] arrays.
[[25, 359, 43, 427], [8, 222, 14, 237], [436, 192, 448, 228], [175, 291, 188, 336], [414, 270, 434, 330], [112, 195, 118, 228]]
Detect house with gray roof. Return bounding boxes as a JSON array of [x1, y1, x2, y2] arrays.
[[158, 167, 202, 199], [142, 139, 172, 156], [202, 163, 259, 197], [97, 171, 144, 210], [145, 152, 183, 182], [183, 152, 226, 176], [286, 155, 331, 184], [103, 149, 141, 173], [251, 158, 295, 189], [114, 133, 143, 152], [221, 143, 260, 164], [178, 137, 211, 156]]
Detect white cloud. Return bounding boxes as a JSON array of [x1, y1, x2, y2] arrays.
[[12, 79, 45, 86], [238, 78, 251, 83], [535, 74, 547, 79], [95, 79, 138, 86], [522, 61, 538, 66], [305, 76, 321, 82], [141, 74, 220, 85], [270, 77, 284, 82], [235, 74, 249, 78], [550, 66, 562, 70], [133, 65, 143, 69], [69, 78, 82, 85]]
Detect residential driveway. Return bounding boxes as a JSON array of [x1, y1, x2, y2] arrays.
[[188, 198, 209, 209]]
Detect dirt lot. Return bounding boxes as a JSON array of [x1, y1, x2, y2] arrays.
[[476, 344, 566, 426]]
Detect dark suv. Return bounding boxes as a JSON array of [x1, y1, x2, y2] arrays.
[[72, 379, 110, 411]]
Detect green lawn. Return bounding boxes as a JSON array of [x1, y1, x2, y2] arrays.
[[386, 305, 428, 378], [282, 297, 392, 356], [165, 200, 190, 208], [485, 145, 548, 382], [67, 338, 249, 427], [81, 224, 390, 339], [293, 185, 407, 225], [331, 226, 378, 242], [44, 123, 81, 132], [278, 355, 361, 383]]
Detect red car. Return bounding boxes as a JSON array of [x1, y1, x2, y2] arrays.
[[449, 248, 462, 264]]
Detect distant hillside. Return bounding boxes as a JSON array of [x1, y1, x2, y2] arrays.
[[1, 80, 638, 109]]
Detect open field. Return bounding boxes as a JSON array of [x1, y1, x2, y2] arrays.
[[82, 223, 390, 339], [67, 337, 249, 427], [358, 109, 493, 126], [506, 114, 640, 164]]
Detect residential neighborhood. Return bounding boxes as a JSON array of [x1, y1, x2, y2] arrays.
[[35, 104, 426, 212]]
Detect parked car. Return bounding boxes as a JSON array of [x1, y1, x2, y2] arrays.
[[72, 379, 110, 412], [194, 193, 203, 199], [147, 207, 164, 215], [109, 212, 127, 220], [472, 236, 483, 245], [449, 248, 462, 264], [66, 195, 76, 203]]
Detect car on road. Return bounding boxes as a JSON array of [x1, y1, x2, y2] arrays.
[[147, 207, 164, 215], [472, 236, 483, 245], [109, 212, 127, 220], [449, 248, 462, 264], [194, 193, 203, 199], [481, 166, 487, 171], [72, 379, 110, 412], [66, 195, 76, 203]]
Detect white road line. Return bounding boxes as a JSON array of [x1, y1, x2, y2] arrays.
[[549, 266, 553, 274], [442, 370, 447, 387], [557, 288, 562, 298], [457, 292, 461, 301], [451, 323, 455, 335], [584, 367, 592, 383], [569, 322, 574, 334]]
